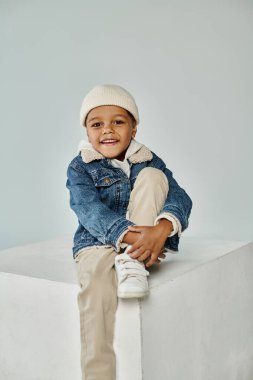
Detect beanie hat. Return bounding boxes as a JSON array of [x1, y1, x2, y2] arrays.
[[80, 84, 139, 126]]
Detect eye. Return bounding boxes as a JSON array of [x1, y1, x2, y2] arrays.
[[114, 119, 125, 125], [90, 122, 101, 128]]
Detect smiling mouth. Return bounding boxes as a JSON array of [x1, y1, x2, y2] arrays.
[[100, 139, 119, 145]]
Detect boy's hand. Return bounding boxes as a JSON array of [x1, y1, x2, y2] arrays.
[[126, 219, 173, 267]]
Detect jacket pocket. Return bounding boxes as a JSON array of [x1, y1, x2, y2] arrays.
[[94, 175, 121, 187]]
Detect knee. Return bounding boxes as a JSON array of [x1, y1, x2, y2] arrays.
[[80, 264, 116, 290], [135, 167, 169, 190], [76, 249, 117, 290], [78, 269, 117, 306]]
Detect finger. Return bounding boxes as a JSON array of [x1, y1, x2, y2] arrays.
[[128, 226, 143, 232], [136, 250, 151, 262], [145, 257, 161, 266], [158, 253, 166, 259], [130, 245, 146, 259], [146, 254, 159, 267], [127, 240, 143, 254]]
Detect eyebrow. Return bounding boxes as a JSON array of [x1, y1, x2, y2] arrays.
[[87, 114, 128, 123]]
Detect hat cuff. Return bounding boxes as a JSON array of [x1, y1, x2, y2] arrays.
[[79, 84, 139, 126]]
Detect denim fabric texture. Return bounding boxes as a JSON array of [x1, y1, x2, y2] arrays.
[[66, 147, 192, 259]]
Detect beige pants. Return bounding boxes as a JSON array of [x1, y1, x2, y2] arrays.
[[75, 167, 169, 380]]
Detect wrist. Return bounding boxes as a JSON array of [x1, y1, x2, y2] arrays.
[[157, 219, 173, 236], [122, 231, 139, 245]]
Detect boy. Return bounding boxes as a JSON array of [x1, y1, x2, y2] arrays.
[[66, 84, 192, 380]]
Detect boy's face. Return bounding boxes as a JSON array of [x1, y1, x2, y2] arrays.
[[85, 105, 137, 161]]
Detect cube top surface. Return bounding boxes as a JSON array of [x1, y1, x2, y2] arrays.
[[0, 236, 250, 285]]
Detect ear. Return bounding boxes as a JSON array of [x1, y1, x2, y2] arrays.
[[132, 122, 137, 138]]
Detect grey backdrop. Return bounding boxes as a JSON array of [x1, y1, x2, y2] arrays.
[[1, 0, 252, 250]]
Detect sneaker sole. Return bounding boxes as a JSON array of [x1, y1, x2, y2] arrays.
[[117, 290, 149, 299]]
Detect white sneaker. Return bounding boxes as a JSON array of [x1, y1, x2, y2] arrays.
[[115, 247, 150, 299]]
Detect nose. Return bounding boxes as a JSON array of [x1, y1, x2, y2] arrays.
[[102, 122, 114, 134]]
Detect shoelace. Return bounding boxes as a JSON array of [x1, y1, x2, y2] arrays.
[[116, 255, 150, 284]]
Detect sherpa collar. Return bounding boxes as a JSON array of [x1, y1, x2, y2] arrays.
[[77, 138, 153, 164]]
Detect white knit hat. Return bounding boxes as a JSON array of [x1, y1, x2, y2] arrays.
[[80, 84, 139, 126]]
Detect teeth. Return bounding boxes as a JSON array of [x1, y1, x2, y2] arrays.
[[102, 139, 117, 143]]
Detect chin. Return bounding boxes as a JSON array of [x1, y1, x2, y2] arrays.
[[107, 154, 120, 159]]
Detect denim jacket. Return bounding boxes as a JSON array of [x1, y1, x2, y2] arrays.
[[66, 142, 192, 259]]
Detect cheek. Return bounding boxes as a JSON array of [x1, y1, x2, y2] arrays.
[[86, 130, 99, 142], [86, 132, 91, 142]]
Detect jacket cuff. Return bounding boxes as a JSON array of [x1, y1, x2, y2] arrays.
[[161, 204, 189, 231], [106, 218, 134, 253], [115, 228, 129, 252]]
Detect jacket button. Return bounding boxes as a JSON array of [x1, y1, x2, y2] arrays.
[[104, 177, 110, 184]]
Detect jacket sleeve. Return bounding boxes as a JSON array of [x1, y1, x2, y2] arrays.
[[66, 162, 134, 251], [162, 167, 192, 232], [150, 153, 193, 233]]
